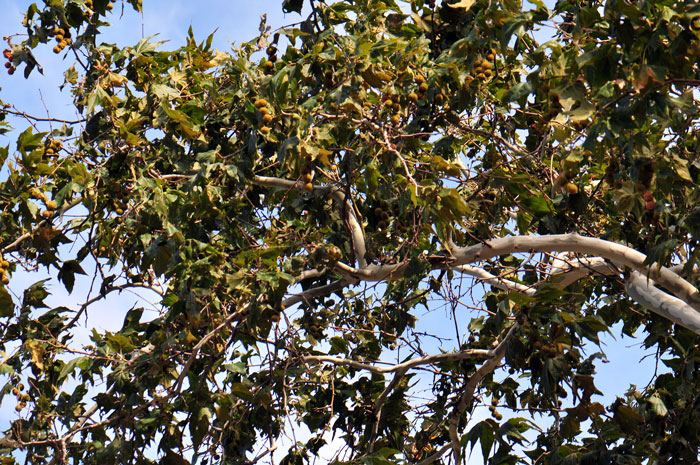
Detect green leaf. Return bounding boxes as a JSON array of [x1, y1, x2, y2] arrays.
[[58, 260, 87, 294], [506, 82, 532, 102], [0, 287, 14, 318], [58, 356, 89, 382], [282, 0, 304, 13], [567, 101, 595, 121], [16, 127, 45, 155], [521, 195, 553, 218]]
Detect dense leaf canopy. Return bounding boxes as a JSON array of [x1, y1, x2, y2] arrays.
[[2, 0, 700, 463]]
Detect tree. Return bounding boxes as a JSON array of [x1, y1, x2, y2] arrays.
[[2, 0, 700, 463]]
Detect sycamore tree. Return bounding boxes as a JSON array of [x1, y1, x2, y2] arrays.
[[3, 0, 700, 463]]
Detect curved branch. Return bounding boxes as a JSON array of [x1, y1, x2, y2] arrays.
[[448, 323, 518, 464], [282, 278, 350, 308], [302, 348, 493, 374], [336, 234, 700, 316], [449, 234, 700, 311], [454, 265, 536, 295], [626, 271, 700, 334], [548, 256, 619, 288], [252, 175, 367, 268], [293, 269, 325, 283]]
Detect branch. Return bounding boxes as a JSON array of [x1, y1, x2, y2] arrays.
[[454, 265, 536, 295], [369, 367, 408, 452], [301, 348, 493, 374], [449, 234, 700, 312], [282, 278, 350, 308], [625, 271, 700, 334], [173, 304, 250, 394], [252, 175, 367, 268], [448, 323, 518, 464], [336, 234, 700, 317], [548, 255, 619, 288], [413, 444, 452, 465]]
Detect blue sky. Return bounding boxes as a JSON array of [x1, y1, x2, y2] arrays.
[[0, 0, 668, 462]]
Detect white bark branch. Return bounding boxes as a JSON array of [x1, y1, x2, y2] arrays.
[[282, 278, 350, 309], [449, 234, 700, 312], [448, 323, 518, 464], [302, 348, 493, 374], [336, 234, 700, 317], [626, 271, 700, 334], [454, 265, 537, 295], [252, 175, 367, 268]]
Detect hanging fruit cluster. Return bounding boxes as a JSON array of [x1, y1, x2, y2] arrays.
[[254, 98, 272, 134], [43, 138, 62, 159], [262, 45, 277, 74], [3, 48, 15, 75], [31, 187, 57, 219], [9, 378, 28, 411], [49, 27, 71, 54], [472, 49, 496, 81], [0, 258, 11, 285], [414, 73, 429, 96], [489, 396, 503, 421]]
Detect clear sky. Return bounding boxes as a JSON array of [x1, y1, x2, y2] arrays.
[[0, 1, 667, 463]]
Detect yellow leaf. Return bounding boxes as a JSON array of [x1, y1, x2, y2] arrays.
[[25, 340, 45, 371], [448, 0, 475, 10], [315, 148, 333, 166]]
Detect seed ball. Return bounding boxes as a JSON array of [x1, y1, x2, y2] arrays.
[[564, 183, 579, 194], [642, 191, 654, 202], [46, 200, 57, 210], [7, 66, 15, 75], [408, 92, 418, 102], [303, 182, 314, 192], [418, 82, 429, 92], [260, 126, 271, 135], [1, 276, 9, 285], [262, 113, 273, 124], [646, 200, 656, 210], [53, 46, 61, 54]]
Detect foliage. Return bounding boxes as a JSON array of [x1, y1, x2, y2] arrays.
[[2, 0, 700, 464]]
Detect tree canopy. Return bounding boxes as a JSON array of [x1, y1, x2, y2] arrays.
[[2, 0, 700, 463]]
